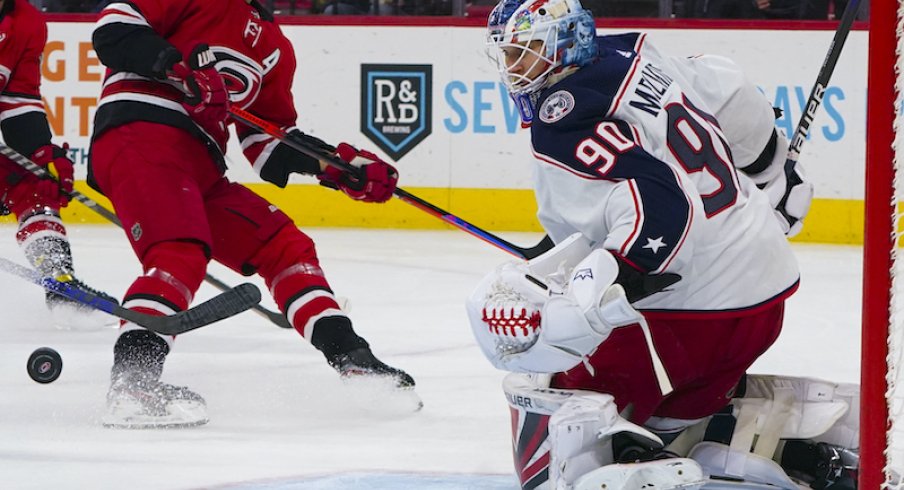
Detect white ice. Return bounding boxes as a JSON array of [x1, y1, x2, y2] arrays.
[[0, 225, 861, 490]]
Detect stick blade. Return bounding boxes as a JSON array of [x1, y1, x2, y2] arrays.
[[145, 283, 263, 335]]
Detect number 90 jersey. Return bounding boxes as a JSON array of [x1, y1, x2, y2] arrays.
[[530, 33, 799, 313]]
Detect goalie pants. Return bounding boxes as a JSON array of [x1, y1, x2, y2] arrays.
[[551, 300, 785, 424], [90, 122, 342, 337]]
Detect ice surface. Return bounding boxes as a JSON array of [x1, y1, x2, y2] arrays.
[[0, 226, 861, 489]]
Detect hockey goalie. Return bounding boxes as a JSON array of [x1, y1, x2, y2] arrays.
[[465, 0, 859, 487]]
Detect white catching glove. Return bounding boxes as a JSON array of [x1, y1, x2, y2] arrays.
[[740, 131, 814, 237], [466, 249, 645, 374]]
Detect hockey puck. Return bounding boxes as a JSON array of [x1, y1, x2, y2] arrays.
[[27, 347, 63, 384]]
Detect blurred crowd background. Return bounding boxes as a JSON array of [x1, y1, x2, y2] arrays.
[[29, 0, 870, 21]]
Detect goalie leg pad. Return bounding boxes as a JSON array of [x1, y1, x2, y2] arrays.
[[573, 458, 706, 490], [504, 373, 665, 490], [689, 441, 799, 489], [737, 374, 859, 450]]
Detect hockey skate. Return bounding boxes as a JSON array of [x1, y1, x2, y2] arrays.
[[328, 347, 416, 389], [780, 441, 859, 489], [102, 330, 208, 429], [102, 373, 209, 429], [328, 347, 422, 412], [45, 274, 120, 330], [21, 228, 119, 329]]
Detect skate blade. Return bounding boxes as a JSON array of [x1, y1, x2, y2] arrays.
[[102, 400, 209, 429], [340, 376, 424, 414], [49, 302, 117, 331], [101, 418, 210, 430]]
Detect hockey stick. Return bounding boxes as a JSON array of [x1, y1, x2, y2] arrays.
[[0, 142, 293, 330], [229, 107, 554, 260], [778, 0, 862, 229], [0, 257, 261, 335]]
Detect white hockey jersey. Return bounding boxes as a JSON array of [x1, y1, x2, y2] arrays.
[[530, 32, 799, 313]]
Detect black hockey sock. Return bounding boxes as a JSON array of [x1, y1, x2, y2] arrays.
[[112, 330, 170, 382], [309, 316, 369, 360]]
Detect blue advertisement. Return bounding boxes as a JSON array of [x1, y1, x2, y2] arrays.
[[442, 80, 850, 144]]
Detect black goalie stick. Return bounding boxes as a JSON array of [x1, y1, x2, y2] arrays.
[[778, 0, 862, 229], [229, 107, 555, 260], [0, 142, 293, 330], [0, 257, 261, 335]]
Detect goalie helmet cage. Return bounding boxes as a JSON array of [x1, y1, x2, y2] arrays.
[[864, 0, 904, 487]]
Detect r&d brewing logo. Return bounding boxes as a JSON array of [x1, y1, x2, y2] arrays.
[[361, 64, 432, 160]]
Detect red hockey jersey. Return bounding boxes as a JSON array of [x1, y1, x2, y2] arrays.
[[92, 0, 303, 175], [0, 0, 55, 156]]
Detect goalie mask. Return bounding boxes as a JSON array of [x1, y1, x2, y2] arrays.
[[486, 0, 597, 124]]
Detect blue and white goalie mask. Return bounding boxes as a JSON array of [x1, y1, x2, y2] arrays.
[[486, 0, 597, 102]]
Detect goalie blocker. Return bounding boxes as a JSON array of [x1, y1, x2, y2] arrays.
[[503, 373, 859, 490]]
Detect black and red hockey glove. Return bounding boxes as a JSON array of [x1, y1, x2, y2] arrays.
[[169, 44, 230, 145], [30, 143, 74, 208], [317, 143, 398, 203]]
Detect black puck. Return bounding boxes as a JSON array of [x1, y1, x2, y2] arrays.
[[27, 347, 63, 384]]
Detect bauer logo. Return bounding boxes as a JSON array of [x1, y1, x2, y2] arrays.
[[361, 64, 432, 160]]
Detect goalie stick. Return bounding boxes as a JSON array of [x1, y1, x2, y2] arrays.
[[0, 257, 261, 335], [0, 142, 293, 330], [778, 0, 862, 229], [229, 107, 554, 260]]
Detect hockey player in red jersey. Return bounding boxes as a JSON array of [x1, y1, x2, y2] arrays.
[[466, 0, 860, 488], [89, 0, 414, 429], [0, 0, 117, 329]]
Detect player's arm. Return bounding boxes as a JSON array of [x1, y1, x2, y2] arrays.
[[533, 118, 694, 274], [737, 125, 813, 237], [91, 1, 188, 79], [237, 62, 398, 203], [0, 12, 52, 156], [93, 3, 230, 144], [684, 54, 813, 237], [239, 120, 399, 203], [0, 14, 73, 206]]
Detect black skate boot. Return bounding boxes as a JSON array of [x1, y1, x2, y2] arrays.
[[45, 273, 120, 327], [780, 440, 859, 489], [102, 330, 207, 429], [328, 347, 416, 389], [310, 316, 416, 390], [22, 229, 119, 328]]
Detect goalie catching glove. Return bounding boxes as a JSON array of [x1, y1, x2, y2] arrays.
[[318, 143, 398, 203], [466, 249, 647, 373]]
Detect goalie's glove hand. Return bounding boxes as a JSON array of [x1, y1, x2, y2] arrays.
[[317, 143, 398, 203], [758, 159, 813, 237], [30, 143, 74, 208], [466, 250, 646, 374], [169, 44, 230, 144]]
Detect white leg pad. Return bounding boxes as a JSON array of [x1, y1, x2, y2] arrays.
[[548, 393, 663, 487], [572, 458, 706, 490], [689, 442, 799, 488], [739, 375, 859, 449], [504, 373, 667, 490]]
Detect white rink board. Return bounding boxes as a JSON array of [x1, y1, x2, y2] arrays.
[[43, 22, 867, 199]]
